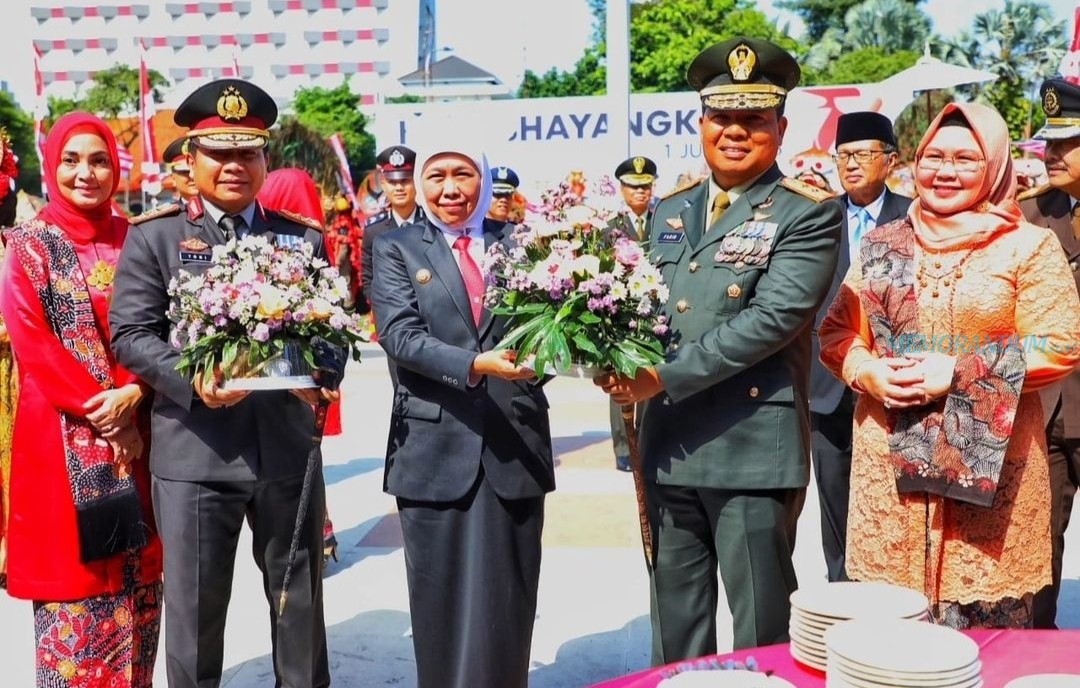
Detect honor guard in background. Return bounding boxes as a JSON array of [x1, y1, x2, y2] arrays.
[[810, 112, 912, 583], [596, 36, 842, 659], [487, 165, 520, 223], [608, 155, 658, 472], [109, 79, 336, 688], [1020, 77, 1080, 629], [362, 145, 424, 315], [162, 135, 198, 202]]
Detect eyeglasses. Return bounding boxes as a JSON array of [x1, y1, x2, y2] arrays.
[[832, 150, 886, 165], [918, 154, 985, 173]]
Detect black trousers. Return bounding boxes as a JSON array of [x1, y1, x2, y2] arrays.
[[810, 390, 854, 582], [397, 471, 545, 688], [1034, 400, 1080, 629], [152, 474, 329, 688]]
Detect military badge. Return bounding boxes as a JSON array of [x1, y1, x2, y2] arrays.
[[389, 149, 406, 167], [633, 157, 646, 174], [217, 86, 249, 122], [179, 237, 210, 251], [665, 217, 684, 230], [416, 269, 432, 284], [1044, 86, 1061, 117], [714, 220, 779, 266], [728, 44, 757, 82], [727, 284, 742, 299]]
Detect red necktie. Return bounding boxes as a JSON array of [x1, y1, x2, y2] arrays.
[[453, 234, 484, 325]]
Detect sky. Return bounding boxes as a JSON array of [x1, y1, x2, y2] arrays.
[[3, 0, 1080, 111]]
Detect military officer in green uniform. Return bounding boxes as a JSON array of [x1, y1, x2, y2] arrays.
[[597, 36, 842, 659]]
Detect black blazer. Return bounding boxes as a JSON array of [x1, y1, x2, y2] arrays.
[[109, 201, 327, 481], [810, 189, 913, 414], [370, 218, 555, 502]]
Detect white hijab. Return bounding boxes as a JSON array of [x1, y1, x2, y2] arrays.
[[414, 146, 493, 233]]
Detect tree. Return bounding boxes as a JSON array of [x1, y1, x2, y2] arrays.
[[803, 0, 930, 79], [0, 91, 42, 193], [777, 0, 925, 42], [81, 64, 169, 146], [629, 0, 797, 93], [289, 82, 376, 180], [518, 45, 606, 98], [944, 0, 1065, 139], [587, 0, 606, 43], [384, 94, 424, 104], [806, 47, 920, 86], [46, 95, 81, 124], [266, 117, 340, 194]]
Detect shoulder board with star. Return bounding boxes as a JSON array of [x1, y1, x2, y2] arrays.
[[660, 176, 707, 200], [779, 177, 836, 203], [365, 211, 389, 227], [129, 203, 181, 225], [1016, 183, 1052, 203], [273, 208, 323, 230]]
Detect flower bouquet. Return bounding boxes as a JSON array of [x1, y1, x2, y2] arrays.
[[168, 234, 366, 390], [482, 174, 670, 379]]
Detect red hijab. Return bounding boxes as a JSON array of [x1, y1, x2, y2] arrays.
[[38, 112, 122, 243], [257, 168, 326, 225]]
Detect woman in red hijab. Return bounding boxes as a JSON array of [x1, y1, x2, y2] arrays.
[[0, 112, 162, 686], [258, 167, 344, 563]]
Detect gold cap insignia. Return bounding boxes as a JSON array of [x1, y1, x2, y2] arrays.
[[728, 44, 757, 82], [416, 268, 432, 284], [633, 156, 645, 174], [389, 149, 406, 167], [1044, 86, 1061, 117], [217, 86, 249, 122], [727, 283, 742, 298]]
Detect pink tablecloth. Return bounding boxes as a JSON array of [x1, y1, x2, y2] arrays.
[[591, 630, 1080, 688]]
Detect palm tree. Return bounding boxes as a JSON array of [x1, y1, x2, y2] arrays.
[[804, 0, 930, 76]]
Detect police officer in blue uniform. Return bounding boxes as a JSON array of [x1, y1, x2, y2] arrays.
[[487, 166, 520, 223]]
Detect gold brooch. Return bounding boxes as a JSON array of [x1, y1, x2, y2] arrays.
[[416, 269, 432, 284]]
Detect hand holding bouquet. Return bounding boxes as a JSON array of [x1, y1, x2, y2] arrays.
[[168, 234, 366, 389], [483, 175, 669, 378]]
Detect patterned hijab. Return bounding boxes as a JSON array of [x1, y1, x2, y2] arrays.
[[37, 111, 122, 243], [908, 101, 1022, 250]]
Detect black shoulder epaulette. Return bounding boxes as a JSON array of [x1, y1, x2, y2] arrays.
[[660, 176, 707, 200], [273, 208, 323, 230], [366, 211, 389, 227], [129, 203, 181, 225], [779, 177, 835, 203], [1016, 183, 1052, 203]]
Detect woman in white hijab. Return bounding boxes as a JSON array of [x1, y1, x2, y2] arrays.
[[369, 144, 555, 688]]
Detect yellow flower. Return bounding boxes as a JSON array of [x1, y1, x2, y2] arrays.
[[310, 297, 332, 320], [57, 660, 78, 681], [256, 285, 288, 320]]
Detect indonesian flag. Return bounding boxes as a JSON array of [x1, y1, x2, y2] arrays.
[[117, 143, 134, 173], [1058, 5, 1080, 84], [32, 45, 47, 194], [327, 133, 359, 209], [138, 41, 161, 193]]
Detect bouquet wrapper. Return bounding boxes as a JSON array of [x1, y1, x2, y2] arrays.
[[222, 340, 318, 391]]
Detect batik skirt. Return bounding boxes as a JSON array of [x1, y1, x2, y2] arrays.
[[34, 578, 162, 688]]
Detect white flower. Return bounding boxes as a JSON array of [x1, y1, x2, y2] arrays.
[[572, 254, 601, 277]]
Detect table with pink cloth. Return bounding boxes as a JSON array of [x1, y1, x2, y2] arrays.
[[590, 630, 1080, 688]]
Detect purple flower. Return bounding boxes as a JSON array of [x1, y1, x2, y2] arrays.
[[252, 323, 271, 342]]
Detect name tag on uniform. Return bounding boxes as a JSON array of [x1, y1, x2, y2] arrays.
[[656, 231, 684, 244], [179, 251, 212, 263]]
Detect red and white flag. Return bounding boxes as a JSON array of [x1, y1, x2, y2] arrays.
[[138, 40, 161, 193], [1057, 5, 1080, 84], [32, 45, 47, 194], [117, 143, 134, 173], [327, 133, 359, 209]]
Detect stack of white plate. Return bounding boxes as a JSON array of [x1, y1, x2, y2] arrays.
[[1004, 676, 1080, 687], [825, 618, 982, 687], [657, 670, 797, 687], [789, 582, 929, 671]]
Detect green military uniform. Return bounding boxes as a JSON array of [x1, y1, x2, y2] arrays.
[[637, 37, 842, 660]]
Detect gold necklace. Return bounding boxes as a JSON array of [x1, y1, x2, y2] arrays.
[[916, 245, 976, 342]]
